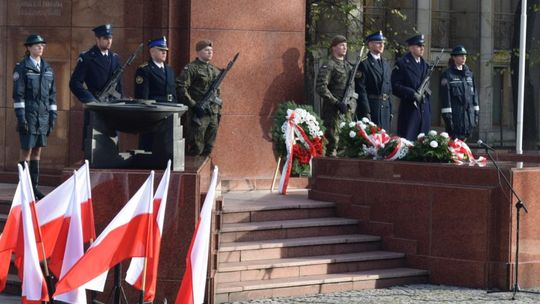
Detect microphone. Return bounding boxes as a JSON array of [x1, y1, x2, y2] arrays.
[[477, 139, 495, 151]]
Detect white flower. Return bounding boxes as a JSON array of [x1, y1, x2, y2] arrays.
[[368, 122, 376, 127], [448, 147, 455, 152], [440, 132, 449, 138], [318, 131, 324, 137], [417, 133, 425, 139], [339, 122, 346, 128], [429, 140, 438, 148], [362, 117, 370, 123], [349, 122, 356, 128], [428, 130, 437, 136], [349, 131, 357, 138]]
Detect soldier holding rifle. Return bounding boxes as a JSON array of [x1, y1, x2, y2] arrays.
[[391, 34, 432, 141], [316, 35, 359, 156], [69, 24, 122, 146], [177, 40, 235, 157]]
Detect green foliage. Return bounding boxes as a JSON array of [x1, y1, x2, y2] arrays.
[[405, 131, 452, 163]]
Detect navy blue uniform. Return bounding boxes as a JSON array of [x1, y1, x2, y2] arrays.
[[12, 56, 57, 148], [355, 53, 393, 130], [69, 45, 122, 102], [391, 53, 431, 140], [134, 60, 176, 103], [135, 60, 177, 150], [69, 45, 122, 147], [440, 65, 479, 139]]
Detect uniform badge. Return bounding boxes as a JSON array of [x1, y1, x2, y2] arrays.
[[440, 78, 448, 86], [136, 76, 144, 84], [77, 57, 83, 63], [12, 72, 19, 81]]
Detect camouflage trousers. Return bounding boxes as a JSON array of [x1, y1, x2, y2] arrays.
[[188, 113, 219, 156], [323, 111, 353, 156]]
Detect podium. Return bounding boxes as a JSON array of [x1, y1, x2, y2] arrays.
[[84, 100, 188, 171]]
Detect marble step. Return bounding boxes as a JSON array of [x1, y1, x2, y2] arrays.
[[219, 234, 381, 263], [221, 217, 359, 242], [215, 267, 429, 303], [217, 251, 406, 283]]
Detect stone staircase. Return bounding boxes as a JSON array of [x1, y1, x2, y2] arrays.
[[214, 190, 429, 303]]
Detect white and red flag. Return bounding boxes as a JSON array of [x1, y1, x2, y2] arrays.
[[54, 170, 88, 304], [10, 161, 96, 278], [176, 166, 219, 304], [0, 179, 23, 291], [54, 171, 155, 297], [18, 163, 49, 303], [39, 161, 95, 277], [126, 161, 171, 301]]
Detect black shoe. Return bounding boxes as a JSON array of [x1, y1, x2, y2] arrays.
[[34, 187, 45, 200]]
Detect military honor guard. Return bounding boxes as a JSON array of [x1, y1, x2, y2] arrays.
[[176, 40, 223, 157], [440, 45, 479, 140], [316, 35, 357, 156], [391, 34, 431, 141], [12, 34, 57, 199], [135, 36, 177, 150], [69, 24, 122, 146], [355, 31, 393, 130]]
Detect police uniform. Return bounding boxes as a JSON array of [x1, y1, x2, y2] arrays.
[[355, 31, 392, 130], [391, 34, 431, 141], [69, 24, 122, 147], [135, 36, 177, 150], [316, 35, 356, 156], [134, 37, 176, 103], [176, 40, 222, 156], [440, 45, 479, 139], [13, 34, 57, 199]]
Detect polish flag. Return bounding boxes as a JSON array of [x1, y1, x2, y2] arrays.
[[38, 161, 95, 277], [176, 166, 219, 304], [54, 171, 88, 304], [18, 163, 49, 303], [54, 171, 155, 296], [11, 162, 95, 279], [126, 161, 171, 301], [0, 181, 23, 291]]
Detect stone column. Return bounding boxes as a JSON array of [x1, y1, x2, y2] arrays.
[[480, 0, 494, 141], [416, 0, 432, 58]]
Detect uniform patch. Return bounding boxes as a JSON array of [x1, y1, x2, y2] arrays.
[[12, 72, 19, 81], [183, 66, 189, 70], [440, 78, 448, 86], [77, 57, 83, 63], [136, 76, 144, 84], [139, 62, 148, 68]]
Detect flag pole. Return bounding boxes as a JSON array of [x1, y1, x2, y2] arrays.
[[27, 167, 54, 303], [139, 170, 154, 304], [515, 0, 528, 154]]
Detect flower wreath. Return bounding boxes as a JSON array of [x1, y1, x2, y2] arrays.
[[271, 101, 326, 194]]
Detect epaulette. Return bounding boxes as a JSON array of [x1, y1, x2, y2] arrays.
[[138, 62, 149, 68]]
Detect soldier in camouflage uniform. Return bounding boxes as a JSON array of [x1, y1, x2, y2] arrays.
[[316, 35, 357, 156], [176, 40, 222, 156]]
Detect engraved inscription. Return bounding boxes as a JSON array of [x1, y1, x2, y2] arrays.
[[17, 0, 63, 16]]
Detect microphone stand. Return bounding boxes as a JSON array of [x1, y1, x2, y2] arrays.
[[483, 147, 539, 299]]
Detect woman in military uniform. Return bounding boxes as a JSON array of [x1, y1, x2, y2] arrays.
[[439, 45, 479, 140], [12, 34, 57, 199]]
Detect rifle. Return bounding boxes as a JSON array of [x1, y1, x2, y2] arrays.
[[338, 46, 365, 116], [415, 48, 444, 107], [96, 43, 144, 102], [192, 52, 240, 126]]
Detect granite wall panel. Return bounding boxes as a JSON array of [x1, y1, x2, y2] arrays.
[[71, 0, 143, 28], [0, 109, 5, 169], [7, 0, 71, 27]]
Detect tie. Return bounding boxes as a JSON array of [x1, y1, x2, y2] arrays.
[[36, 63, 40, 71], [377, 59, 383, 69]]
